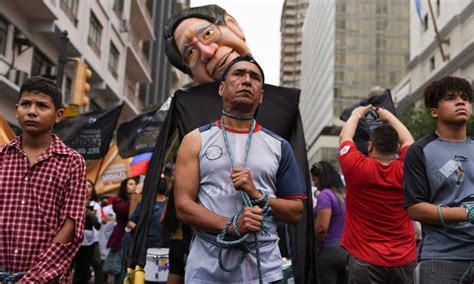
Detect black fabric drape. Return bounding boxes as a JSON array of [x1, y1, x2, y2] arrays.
[[340, 89, 397, 155], [54, 104, 123, 159], [117, 105, 168, 159]]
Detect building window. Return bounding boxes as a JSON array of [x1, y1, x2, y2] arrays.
[[390, 71, 397, 86], [113, 0, 124, 17], [31, 49, 54, 77], [142, 41, 151, 61], [64, 76, 72, 103], [146, 0, 154, 16], [424, 14, 429, 31], [108, 43, 119, 78], [336, 19, 346, 30], [436, 0, 441, 16], [60, 0, 78, 25], [429, 56, 435, 71], [0, 18, 8, 56], [337, 2, 346, 13], [88, 13, 102, 56], [376, 37, 386, 49]]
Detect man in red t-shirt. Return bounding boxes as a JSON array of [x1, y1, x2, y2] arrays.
[[338, 105, 417, 283]]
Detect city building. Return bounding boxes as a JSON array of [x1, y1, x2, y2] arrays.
[[0, 0, 156, 126], [280, 0, 309, 88], [299, 0, 410, 166], [392, 0, 473, 113], [139, 0, 191, 109]]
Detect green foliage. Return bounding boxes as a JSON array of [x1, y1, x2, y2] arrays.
[[400, 105, 435, 140], [401, 105, 474, 140]]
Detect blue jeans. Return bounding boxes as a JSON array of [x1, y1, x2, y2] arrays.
[[417, 259, 474, 284]]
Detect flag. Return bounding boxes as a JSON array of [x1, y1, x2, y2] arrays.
[[54, 104, 123, 159], [415, 0, 425, 26], [117, 98, 170, 158], [340, 89, 397, 155], [0, 114, 16, 145], [86, 144, 131, 194], [130, 152, 153, 177], [127, 82, 316, 284]]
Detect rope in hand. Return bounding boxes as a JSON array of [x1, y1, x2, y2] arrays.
[[0, 271, 26, 283], [216, 117, 273, 284], [437, 203, 474, 283]]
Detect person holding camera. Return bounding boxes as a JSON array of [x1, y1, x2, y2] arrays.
[[338, 105, 417, 283]]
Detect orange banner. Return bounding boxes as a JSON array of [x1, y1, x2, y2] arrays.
[[0, 114, 16, 145], [87, 144, 131, 195]]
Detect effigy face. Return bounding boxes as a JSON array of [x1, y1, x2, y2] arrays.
[[166, 5, 251, 85]]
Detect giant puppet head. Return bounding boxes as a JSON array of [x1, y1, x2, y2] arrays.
[[165, 5, 251, 84]]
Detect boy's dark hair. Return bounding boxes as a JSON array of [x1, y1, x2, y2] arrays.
[[19, 76, 63, 110], [423, 76, 473, 108], [369, 124, 399, 155]]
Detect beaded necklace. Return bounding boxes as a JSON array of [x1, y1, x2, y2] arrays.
[[220, 117, 255, 168]]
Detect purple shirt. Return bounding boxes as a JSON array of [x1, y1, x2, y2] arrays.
[[315, 189, 346, 250]]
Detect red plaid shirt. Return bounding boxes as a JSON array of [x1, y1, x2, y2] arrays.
[[0, 135, 86, 283]]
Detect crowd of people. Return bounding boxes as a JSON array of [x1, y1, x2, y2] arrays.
[[1, 2, 474, 283], [311, 76, 474, 284], [65, 60, 473, 284], [69, 175, 182, 284]]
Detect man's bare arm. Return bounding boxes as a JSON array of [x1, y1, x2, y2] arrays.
[[269, 198, 303, 224], [230, 167, 303, 224], [339, 105, 372, 144], [376, 108, 414, 147], [175, 130, 226, 233]]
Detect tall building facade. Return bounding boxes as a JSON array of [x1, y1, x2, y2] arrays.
[[0, 0, 155, 125], [139, 0, 191, 108], [393, 1, 473, 112], [280, 0, 309, 88], [300, 0, 410, 166]]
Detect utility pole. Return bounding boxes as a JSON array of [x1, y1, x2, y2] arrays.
[[57, 31, 69, 88]]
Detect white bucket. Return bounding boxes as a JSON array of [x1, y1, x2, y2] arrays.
[[145, 248, 169, 282]]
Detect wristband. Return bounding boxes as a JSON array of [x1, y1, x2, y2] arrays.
[[437, 204, 456, 228], [437, 204, 449, 227]]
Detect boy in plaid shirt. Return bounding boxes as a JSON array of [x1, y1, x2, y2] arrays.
[[0, 76, 86, 283]]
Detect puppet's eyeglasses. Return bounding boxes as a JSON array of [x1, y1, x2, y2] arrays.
[[182, 23, 222, 67]]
